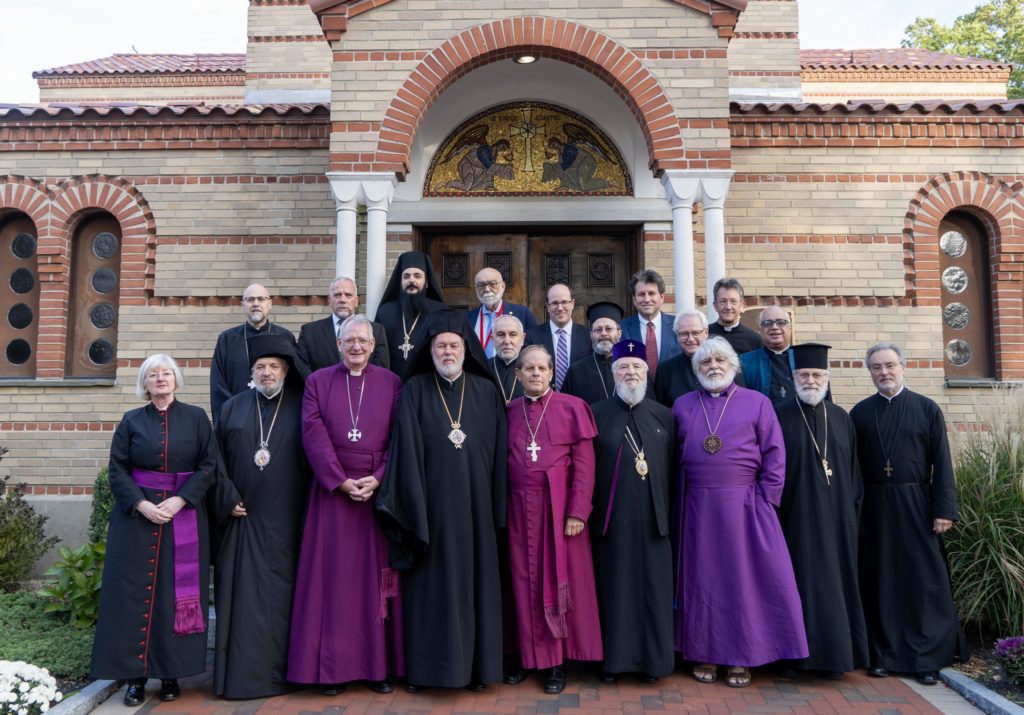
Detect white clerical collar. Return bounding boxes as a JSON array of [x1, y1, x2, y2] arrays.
[[525, 387, 552, 403], [768, 346, 789, 356], [719, 321, 740, 331], [441, 371, 463, 385], [878, 385, 906, 402]]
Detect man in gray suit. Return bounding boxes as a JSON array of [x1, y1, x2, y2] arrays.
[[297, 276, 389, 374]]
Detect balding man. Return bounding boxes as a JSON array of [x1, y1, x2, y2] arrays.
[[467, 268, 537, 359], [523, 284, 590, 391], [489, 314, 526, 404], [738, 306, 796, 404], [210, 283, 299, 425], [297, 276, 389, 373]]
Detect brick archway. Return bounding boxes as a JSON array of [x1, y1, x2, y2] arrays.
[[905, 170, 1024, 379], [368, 17, 686, 178], [0, 176, 52, 230]]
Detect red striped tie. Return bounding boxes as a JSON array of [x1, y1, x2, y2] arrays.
[[645, 320, 658, 378]]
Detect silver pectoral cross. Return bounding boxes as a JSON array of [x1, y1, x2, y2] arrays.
[[347, 428, 362, 442], [822, 458, 832, 485], [527, 440, 541, 462], [399, 337, 414, 360]]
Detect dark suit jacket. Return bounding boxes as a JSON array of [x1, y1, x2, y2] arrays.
[[739, 346, 794, 398], [296, 315, 390, 374], [523, 321, 591, 366], [620, 313, 681, 363], [465, 300, 539, 337]]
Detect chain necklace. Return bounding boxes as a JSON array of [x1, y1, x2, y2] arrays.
[[623, 423, 648, 478], [399, 312, 421, 360], [492, 357, 520, 405], [797, 400, 832, 485], [873, 389, 909, 478], [522, 388, 553, 462], [434, 373, 467, 448], [345, 371, 366, 442], [253, 391, 285, 470], [698, 385, 736, 454]]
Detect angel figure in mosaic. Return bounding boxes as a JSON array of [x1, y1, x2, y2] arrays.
[[542, 123, 617, 192], [442, 124, 515, 192]]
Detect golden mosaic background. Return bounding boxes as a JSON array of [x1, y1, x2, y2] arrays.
[[424, 101, 632, 197]]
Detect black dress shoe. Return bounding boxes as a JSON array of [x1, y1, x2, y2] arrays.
[[366, 679, 392, 694], [158, 679, 180, 702], [406, 683, 427, 693], [322, 683, 346, 696], [639, 674, 658, 684], [123, 680, 146, 707], [543, 667, 566, 695], [464, 681, 486, 692], [823, 671, 844, 681], [598, 671, 618, 684], [916, 671, 939, 686], [503, 667, 528, 685]]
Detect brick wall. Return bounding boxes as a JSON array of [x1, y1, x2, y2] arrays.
[[246, 2, 332, 96], [728, 0, 801, 100]]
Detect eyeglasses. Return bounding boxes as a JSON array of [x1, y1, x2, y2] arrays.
[[548, 300, 573, 308], [795, 370, 829, 381], [716, 298, 742, 306], [675, 330, 706, 339], [591, 326, 619, 334], [475, 281, 502, 291], [341, 338, 372, 347], [760, 319, 790, 328], [243, 296, 270, 304]]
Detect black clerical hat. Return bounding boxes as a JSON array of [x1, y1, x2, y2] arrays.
[[248, 334, 304, 387], [611, 339, 645, 363], [792, 343, 831, 370], [587, 301, 623, 325], [379, 251, 445, 305], [404, 308, 496, 384]]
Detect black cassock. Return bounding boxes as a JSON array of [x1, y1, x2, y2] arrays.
[[376, 371, 508, 687], [589, 396, 675, 677], [210, 322, 297, 425], [91, 401, 217, 681], [562, 352, 615, 405], [850, 389, 968, 672], [490, 355, 524, 404], [653, 352, 744, 408], [375, 298, 447, 381], [776, 397, 868, 673], [211, 388, 310, 699]]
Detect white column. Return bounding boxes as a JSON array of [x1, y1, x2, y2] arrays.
[[699, 176, 732, 322], [361, 176, 398, 319], [660, 172, 700, 311], [327, 179, 360, 280]]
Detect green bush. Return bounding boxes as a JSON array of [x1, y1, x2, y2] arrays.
[[36, 542, 105, 628], [946, 387, 1024, 636], [88, 467, 113, 544], [0, 476, 59, 592], [0, 591, 94, 679]]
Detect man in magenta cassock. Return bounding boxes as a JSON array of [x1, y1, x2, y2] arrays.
[[672, 336, 807, 689], [505, 345, 602, 694], [287, 315, 404, 695]]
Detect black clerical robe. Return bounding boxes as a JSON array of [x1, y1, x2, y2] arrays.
[[211, 388, 310, 699], [708, 321, 761, 354], [490, 355, 524, 404], [210, 322, 297, 425], [375, 298, 447, 380], [376, 371, 508, 687], [850, 388, 968, 672], [91, 401, 217, 681], [776, 397, 868, 673], [589, 396, 675, 678], [562, 353, 615, 405]]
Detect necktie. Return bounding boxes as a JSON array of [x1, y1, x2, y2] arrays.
[[336, 321, 343, 355], [555, 329, 569, 390], [645, 320, 659, 378], [483, 310, 495, 358]]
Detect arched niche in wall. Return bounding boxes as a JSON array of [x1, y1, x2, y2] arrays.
[[66, 212, 122, 378], [1, 213, 41, 377], [938, 211, 995, 380]]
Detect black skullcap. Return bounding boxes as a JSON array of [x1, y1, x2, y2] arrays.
[[587, 301, 624, 325], [792, 343, 831, 371]]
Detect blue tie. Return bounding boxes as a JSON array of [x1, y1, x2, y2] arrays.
[[483, 310, 496, 358], [555, 329, 569, 390]]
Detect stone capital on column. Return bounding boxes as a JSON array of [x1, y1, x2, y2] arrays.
[[698, 173, 733, 209], [660, 171, 700, 210]]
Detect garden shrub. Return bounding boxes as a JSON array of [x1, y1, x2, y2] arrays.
[[0, 477, 58, 592], [0, 592, 93, 680], [36, 542, 105, 628], [997, 636, 1024, 686], [87, 468, 113, 545]]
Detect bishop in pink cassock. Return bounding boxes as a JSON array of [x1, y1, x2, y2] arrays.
[[287, 316, 404, 695], [505, 345, 602, 695]]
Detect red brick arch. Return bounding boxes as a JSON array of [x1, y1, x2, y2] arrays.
[[904, 170, 1024, 379], [0, 176, 52, 230], [368, 17, 686, 178]]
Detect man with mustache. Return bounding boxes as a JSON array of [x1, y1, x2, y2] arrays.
[[374, 252, 447, 380], [739, 305, 796, 404], [297, 276, 389, 372], [561, 302, 623, 405], [775, 343, 868, 680], [466, 267, 537, 359]]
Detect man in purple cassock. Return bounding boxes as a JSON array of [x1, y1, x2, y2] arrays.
[[673, 336, 807, 688], [505, 345, 602, 695], [287, 315, 404, 695]]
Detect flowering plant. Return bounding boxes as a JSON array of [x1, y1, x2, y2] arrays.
[[997, 636, 1024, 686], [0, 661, 62, 715]]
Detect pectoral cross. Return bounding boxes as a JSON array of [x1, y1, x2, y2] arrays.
[[400, 337, 414, 360], [884, 459, 893, 478], [510, 108, 547, 172], [527, 440, 541, 462], [821, 458, 833, 485], [347, 428, 362, 442]]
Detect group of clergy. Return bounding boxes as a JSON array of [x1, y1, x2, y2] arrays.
[[107, 251, 966, 704]]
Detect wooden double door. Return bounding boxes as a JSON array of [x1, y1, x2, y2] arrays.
[[424, 229, 637, 324]]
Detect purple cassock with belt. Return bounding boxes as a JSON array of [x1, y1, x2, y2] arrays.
[[505, 389, 603, 670], [287, 363, 404, 684], [672, 383, 809, 666]]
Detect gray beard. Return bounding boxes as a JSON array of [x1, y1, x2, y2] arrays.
[[594, 340, 613, 357], [697, 369, 735, 393], [796, 382, 828, 406], [615, 380, 647, 406], [433, 358, 464, 381], [256, 382, 284, 399]]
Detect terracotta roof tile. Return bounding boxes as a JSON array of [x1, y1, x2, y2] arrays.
[[33, 53, 246, 78], [732, 99, 1024, 115], [0, 103, 328, 120], [800, 48, 1010, 71]]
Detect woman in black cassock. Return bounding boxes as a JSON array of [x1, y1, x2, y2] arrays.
[[91, 354, 219, 706]]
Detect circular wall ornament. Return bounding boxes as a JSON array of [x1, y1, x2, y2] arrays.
[[89, 303, 117, 329], [939, 231, 968, 258], [88, 339, 115, 365], [12, 233, 37, 259], [6, 339, 31, 365], [943, 303, 970, 330], [8, 303, 33, 330], [941, 267, 968, 294], [10, 268, 35, 294], [92, 232, 120, 259], [945, 339, 972, 366], [91, 268, 117, 294]]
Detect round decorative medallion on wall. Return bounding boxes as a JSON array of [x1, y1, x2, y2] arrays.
[[10, 268, 35, 294], [945, 339, 972, 366], [89, 303, 117, 330], [942, 303, 970, 330], [91, 268, 118, 294], [7, 303, 33, 330], [92, 232, 120, 260], [939, 230, 968, 258], [6, 339, 31, 365], [11, 233, 37, 259], [941, 266, 968, 294], [88, 339, 115, 365]]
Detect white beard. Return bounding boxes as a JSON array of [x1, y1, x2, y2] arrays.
[[796, 381, 828, 406], [615, 380, 647, 406], [256, 381, 284, 399], [433, 357, 464, 381], [697, 368, 735, 393]]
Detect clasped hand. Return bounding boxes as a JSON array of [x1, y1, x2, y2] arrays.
[[137, 496, 186, 524], [342, 476, 380, 502], [564, 517, 585, 537]]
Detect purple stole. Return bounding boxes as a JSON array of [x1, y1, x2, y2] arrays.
[[131, 468, 205, 636]]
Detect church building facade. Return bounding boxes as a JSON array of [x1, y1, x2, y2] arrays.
[[1, 0, 1022, 540]]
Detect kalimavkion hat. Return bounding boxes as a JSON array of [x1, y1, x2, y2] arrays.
[[791, 343, 831, 371]]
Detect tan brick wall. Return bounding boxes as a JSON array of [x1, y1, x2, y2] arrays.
[[38, 83, 245, 104], [803, 80, 1009, 103], [728, 0, 801, 95], [246, 3, 332, 94]]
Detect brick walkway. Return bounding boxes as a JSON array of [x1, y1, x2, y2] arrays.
[[100, 665, 977, 715]]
